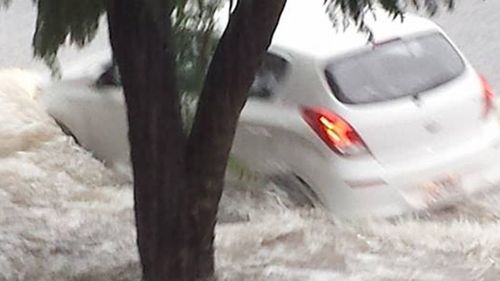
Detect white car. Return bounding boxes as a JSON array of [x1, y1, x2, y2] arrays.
[[39, 1, 500, 217]]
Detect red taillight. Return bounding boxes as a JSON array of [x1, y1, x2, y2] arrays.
[[480, 74, 495, 117], [301, 107, 368, 156]]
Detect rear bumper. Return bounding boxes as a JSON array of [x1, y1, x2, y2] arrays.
[[313, 127, 500, 218]]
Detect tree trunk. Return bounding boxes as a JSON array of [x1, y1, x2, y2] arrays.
[[107, 1, 196, 280], [107, 0, 286, 280], [185, 0, 286, 279]]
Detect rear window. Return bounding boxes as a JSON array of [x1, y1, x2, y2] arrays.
[[325, 33, 465, 104]]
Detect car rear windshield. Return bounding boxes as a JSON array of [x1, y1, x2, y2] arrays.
[[325, 33, 465, 104]]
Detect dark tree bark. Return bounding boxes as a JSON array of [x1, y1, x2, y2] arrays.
[[107, 0, 286, 280], [185, 0, 287, 279], [107, 1, 193, 280]]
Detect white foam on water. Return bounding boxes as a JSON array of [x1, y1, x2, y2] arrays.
[[2, 69, 500, 281], [0, 70, 137, 281]]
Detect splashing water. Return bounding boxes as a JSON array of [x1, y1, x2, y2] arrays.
[[1, 69, 500, 281]]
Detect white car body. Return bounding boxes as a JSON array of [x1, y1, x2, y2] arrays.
[[39, 0, 500, 217]]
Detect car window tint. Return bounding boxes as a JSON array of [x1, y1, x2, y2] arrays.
[[248, 53, 289, 99], [325, 33, 465, 104]]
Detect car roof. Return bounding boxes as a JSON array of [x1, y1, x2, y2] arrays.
[[261, 0, 442, 59]]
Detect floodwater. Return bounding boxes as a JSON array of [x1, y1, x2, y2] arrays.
[[2, 1, 500, 280]]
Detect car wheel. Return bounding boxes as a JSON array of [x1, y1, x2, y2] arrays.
[[269, 174, 323, 209], [293, 175, 324, 208]]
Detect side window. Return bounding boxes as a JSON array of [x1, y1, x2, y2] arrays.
[[95, 61, 121, 87], [248, 53, 289, 99]]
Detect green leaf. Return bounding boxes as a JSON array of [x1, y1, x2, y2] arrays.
[[32, 0, 106, 74]]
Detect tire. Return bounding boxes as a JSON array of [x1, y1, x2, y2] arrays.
[[293, 175, 324, 209], [270, 174, 322, 209]]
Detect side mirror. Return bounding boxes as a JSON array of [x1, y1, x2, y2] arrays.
[[257, 88, 272, 99], [95, 64, 121, 88]]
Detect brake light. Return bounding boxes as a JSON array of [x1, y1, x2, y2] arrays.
[[480, 74, 495, 117], [301, 107, 368, 156]]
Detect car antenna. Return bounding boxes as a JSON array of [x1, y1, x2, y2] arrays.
[[412, 92, 422, 107]]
